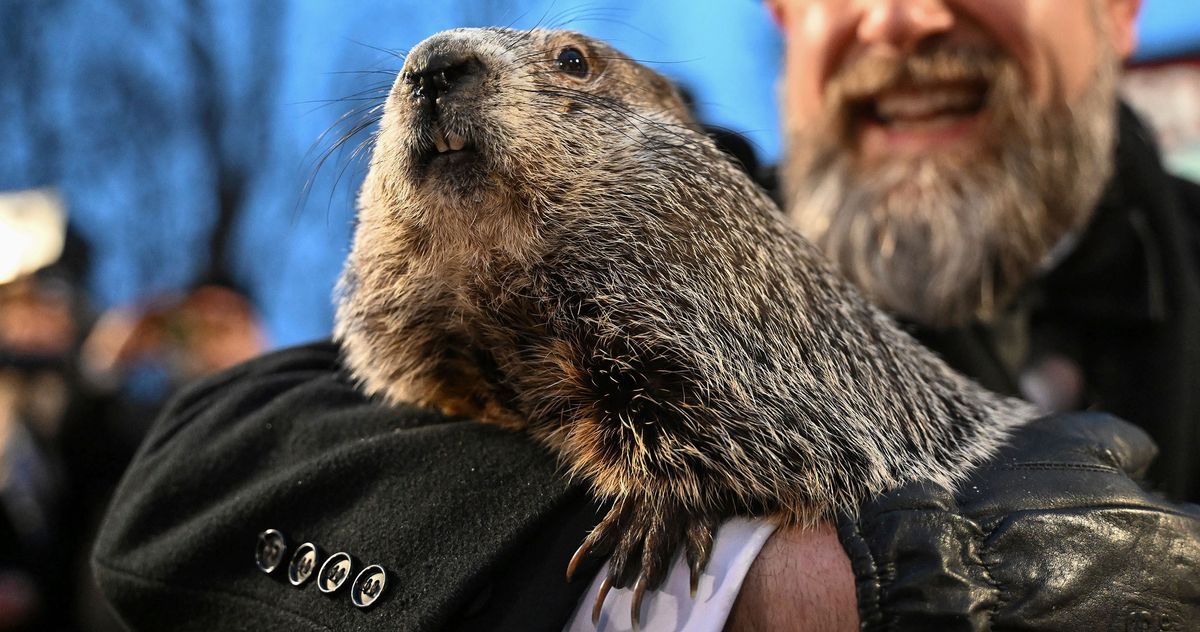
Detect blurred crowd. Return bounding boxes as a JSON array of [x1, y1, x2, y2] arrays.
[[0, 190, 264, 631]]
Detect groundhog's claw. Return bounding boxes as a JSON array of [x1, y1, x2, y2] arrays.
[[567, 498, 630, 583], [570, 497, 719, 628], [630, 575, 649, 630], [592, 575, 614, 624], [566, 539, 592, 583], [686, 519, 716, 597]]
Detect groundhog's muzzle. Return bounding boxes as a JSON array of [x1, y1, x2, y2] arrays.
[[396, 31, 493, 182]]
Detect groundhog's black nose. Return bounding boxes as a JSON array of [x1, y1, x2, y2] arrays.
[[403, 51, 480, 114]]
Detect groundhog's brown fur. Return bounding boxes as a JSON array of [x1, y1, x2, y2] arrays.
[[335, 27, 1033, 621]]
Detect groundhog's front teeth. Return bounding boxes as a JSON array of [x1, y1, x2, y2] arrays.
[[432, 126, 450, 153], [429, 124, 467, 154]]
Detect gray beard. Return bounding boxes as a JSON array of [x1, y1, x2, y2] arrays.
[[783, 53, 1118, 327]]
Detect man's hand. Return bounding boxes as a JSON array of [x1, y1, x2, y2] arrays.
[[725, 522, 858, 632], [839, 412, 1200, 630], [729, 413, 1200, 631]]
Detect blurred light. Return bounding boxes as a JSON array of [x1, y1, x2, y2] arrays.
[[0, 189, 66, 286]]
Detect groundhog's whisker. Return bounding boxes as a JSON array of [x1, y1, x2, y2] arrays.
[[298, 98, 385, 220]]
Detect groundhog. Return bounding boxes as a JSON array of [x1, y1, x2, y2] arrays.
[[334, 27, 1033, 626]]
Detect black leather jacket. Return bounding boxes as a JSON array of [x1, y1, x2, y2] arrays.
[[840, 412, 1200, 630]]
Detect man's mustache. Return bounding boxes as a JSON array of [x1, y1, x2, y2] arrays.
[[827, 47, 1005, 106]]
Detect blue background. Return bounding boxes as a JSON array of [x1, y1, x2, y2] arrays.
[[1, 0, 1196, 347]]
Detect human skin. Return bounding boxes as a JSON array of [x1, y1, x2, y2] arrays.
[[768, 0, 1140, 164], [726, 523, 858, 631], [728, 1, 1141, 629]]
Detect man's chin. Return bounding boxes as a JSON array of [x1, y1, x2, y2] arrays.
[[785, 133, 1047, 328], [785, 40, 1120, 328]]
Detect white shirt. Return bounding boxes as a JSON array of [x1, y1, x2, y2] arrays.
[[564, 518, 778, 632]]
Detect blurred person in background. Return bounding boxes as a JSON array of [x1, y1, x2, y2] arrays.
[[92, 0, 1200, 631], [80, 284, 266, 416], [0, 185, 266, 631], [0, 188, 94, 630], [0, 273, 76, 631]]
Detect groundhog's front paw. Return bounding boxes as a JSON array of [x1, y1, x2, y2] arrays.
[[566, 496, 718, 629]]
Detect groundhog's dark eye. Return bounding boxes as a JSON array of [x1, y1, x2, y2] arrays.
[[556, 47, 588, 78]]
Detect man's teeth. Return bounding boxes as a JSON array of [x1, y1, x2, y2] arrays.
[[432, 127, 468, 153], [874, 87, 982, 122]]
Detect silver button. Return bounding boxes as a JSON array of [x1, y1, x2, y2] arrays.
[[317, 552, 355, 594], [255, 529, 288, 574], [351, 565, 387, 608], [288, 542, 322, 587]]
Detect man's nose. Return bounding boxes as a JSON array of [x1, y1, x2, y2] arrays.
[[855, 0, 955, 53]]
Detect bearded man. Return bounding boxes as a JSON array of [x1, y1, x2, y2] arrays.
[[93, 1, 1200, 630], [775, 0, 1200, 503]]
